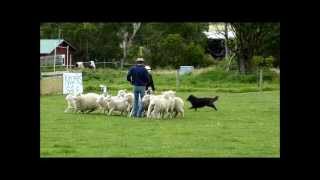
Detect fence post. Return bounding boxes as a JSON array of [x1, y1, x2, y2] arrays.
[[53, 48, 56, 72], [66, 45, 69, 69], [259, 68, 263, 91]]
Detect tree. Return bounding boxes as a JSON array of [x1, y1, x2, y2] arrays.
[[230, 23, 279, 74], [135, 23, 209, 68], [118, 23, 141, 69], [40, 23, 123, 63], [252, 55, 274, 89], [158, 34, 185, 68]]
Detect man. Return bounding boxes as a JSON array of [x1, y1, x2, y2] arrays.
[[127, 58, 149, 118], [144, 65, 155, 92]]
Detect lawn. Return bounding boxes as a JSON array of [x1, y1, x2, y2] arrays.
[[40, 90, 279, 157]]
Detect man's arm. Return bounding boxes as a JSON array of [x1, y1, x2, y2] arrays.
[[144, 69, 150, 85], [149, 74, 155, 91], [127, 68, 132, 83]]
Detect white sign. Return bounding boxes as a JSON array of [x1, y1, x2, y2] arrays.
[[63, 73, 83, 95], [179, 66, 194, 75]]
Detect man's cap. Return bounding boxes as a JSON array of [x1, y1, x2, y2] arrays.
[[136, 58, 144, 62]]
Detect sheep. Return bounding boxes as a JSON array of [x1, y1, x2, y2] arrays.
[[173, 97, 184, 118], [146, 90, 180, 119], [99, 84, 108, 96], [96, 85, 110, 114], [152, 94, 173, 119], [161, 90, 176, 118], [117, 89, 127, 98], [147, 94, 174, 119], [137, 94, 152, 117], [124, 92, 134, 116], [64, 94, 77, 113], [73, 93, 100, 113], [145, 87, 154, 95], [146, 94, 161, 118], [161, 90, 176, 97], [105, 95, 130, 116], [96, 94, 111, 114]]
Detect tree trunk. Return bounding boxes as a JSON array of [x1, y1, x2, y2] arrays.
[[120, 23, 141, 70], [224, 23, 229, 58], [239, 58, 246, 74], [121, 40, 127, 69]]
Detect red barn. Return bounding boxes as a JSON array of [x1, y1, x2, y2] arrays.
[[40, 39, 76, 67]]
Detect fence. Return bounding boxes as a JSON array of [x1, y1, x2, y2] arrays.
[[40, 59, 135, 73]]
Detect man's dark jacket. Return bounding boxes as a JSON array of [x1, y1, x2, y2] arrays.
[[127, 65, 149, 86]]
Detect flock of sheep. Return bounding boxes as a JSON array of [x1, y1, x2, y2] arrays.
[[64, 85, 184, 119]]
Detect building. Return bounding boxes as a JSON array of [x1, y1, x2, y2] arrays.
[[40, 39, 76, 67], [203, 23, 235, 59]]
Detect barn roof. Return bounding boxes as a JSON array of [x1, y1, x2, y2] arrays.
[[40, 39, 76, 54]]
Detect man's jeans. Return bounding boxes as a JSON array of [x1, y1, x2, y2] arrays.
[[132, 86, 145, 117]]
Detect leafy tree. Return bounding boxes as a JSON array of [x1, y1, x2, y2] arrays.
[[230, 23, 280, 73], [252, 55, 275, 89]]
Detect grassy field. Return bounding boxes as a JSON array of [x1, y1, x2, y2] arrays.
[[79, 66, 279, 93], [40, 90, 279, 157]]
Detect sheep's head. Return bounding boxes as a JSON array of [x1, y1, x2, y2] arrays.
[[104, 96, 112, 102], [117, 90, 127, 97], [96, 95, 104, 104]]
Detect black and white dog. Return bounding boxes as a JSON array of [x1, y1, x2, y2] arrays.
[[187, 95, 219, 111]]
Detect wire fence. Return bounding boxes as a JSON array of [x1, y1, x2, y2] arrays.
[[40, 58, 135, 72]]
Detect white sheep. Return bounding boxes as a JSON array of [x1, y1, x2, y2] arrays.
[[147, 94, 173, 119], [117, 89, 128, 98], [105, 95, 130, 116], [146, 94, 161, 118], [173, 97, 184, 118], [134, 94, 152, 117], [124, 92, 134, 116], [73, 93, 100, 113], [64, 94, 77, 113], [146, 90, 178, 119], [152, 95, 172, 119], [96, 94, 111, 114], [160, 90, 177, 118]]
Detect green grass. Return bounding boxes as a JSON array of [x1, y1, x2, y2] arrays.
[[40, 91, 279, 157], [81, 67, 279, 93]]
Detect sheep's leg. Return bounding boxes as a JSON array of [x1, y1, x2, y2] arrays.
[[87, 109, 95, 113], [164, 108, 169, 119], [147, 104, 153, 118], [174, 111, 178, 118], [180, 108, 184, 118], [108, 108, 114, 116], [151, 111, 156, 119]]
